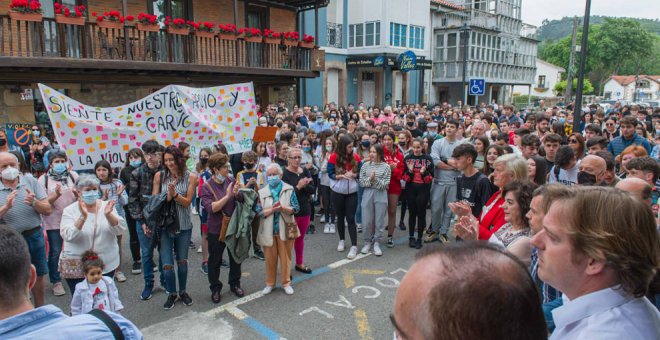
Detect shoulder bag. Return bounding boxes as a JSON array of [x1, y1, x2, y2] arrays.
[[280, 191, 300, 240], [58, 209, 99, 279]]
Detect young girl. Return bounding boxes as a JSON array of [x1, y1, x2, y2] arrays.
[[196, 147, 213, 274], [397, 130, 413, 231], [319, 136, 337, 233], [120, 148, 144, 275], [71, 251, 124, 315], [381, 132, 404, 247], [359, 144, 391, 256], [252, 142, 272, 173], [402, 139, 434, 249], [474, 135, 490, 171], [95, 160, 128, 283]]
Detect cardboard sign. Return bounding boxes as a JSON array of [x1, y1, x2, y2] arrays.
[[5, 123, 34, 147], [39, 82, 258, 170], [252, 126, 278, 143]]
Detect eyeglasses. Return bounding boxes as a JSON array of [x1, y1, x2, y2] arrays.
[[32, 128, 39, 131], [606, 123, 614, 126], [290, 156, 302, 160], [569, 139, 578, 144]]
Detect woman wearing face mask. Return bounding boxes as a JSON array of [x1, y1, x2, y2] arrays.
[[256, 164, 300, 295], [201, 152, 244, 303], [38, 151, 79, 297], [319, 136, 337, 233], [152, 146, 199, 310], [120, 148, 145, 276], [29, 125, 48, 177], [196, 148, 213, 274], [60, 175, 127, 295]]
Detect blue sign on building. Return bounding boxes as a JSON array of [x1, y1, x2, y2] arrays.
[[469, 79, 486, 96], [398, 51, 417, 73], [373, 56, 385, 67]]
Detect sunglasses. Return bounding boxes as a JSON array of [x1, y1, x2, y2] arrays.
[[569, 139, 578, 144], [32, 128, 39, 131]]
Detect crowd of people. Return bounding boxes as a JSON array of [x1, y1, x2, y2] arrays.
[[0, 99, 659, 338]]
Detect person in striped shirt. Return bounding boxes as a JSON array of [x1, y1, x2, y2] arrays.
[[359, 144, 391, 256]]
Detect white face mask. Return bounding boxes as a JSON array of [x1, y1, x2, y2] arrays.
[[1, 166, 19, 181]]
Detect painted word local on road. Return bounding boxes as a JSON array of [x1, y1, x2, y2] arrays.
[[38, 82, 258, 170]]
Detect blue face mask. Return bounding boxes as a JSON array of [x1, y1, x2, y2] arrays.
[[33, 130, 40, 137], [53, 163, 67, 174], [130, 160, 142, 168], [268, 175, 281, 187], [559, 118, 566, 124], [82, 190, 99, 205], [302, 146, 312, 152]]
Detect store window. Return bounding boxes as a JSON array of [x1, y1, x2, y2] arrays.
[[390, 23, 407, 47]]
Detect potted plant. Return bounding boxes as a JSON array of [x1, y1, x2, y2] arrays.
[[136, 13, 159, 32], [217, 23, 237, 40], [54, 3, 85, 25], [94, 10, 124, 30], [299, 34, 314, 48], [165, 16, 189, 35], [8, 0, 43, 22], [240, 27, 262, 43], [193, 21, 214, 38], [283, 31, 299, 47], [262, 29, 281, 44]]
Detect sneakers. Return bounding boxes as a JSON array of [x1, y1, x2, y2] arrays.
[[189, 241, 196, 249], [221, 258, 229, 267], [164, 294, 178, 310], [329, 223, 336, 233], [316, 208, 324, 217], [373, 242, 382, 256], [262, 285, 274, 295], [387, 236, 394, 248], [283, 285, 294, 295], [141, 284, 154, 301], [409, 237, 416, 248], [114, 271, 127, 283], [416, 239, 423, 249], [361, 243, 371, 254], [347, 246, 358, 259], [337, 240, 345, 252], [197, 245, 203, 253], [52, 282, 66, 296], [179, 292, 193, 306], [439, 234, 449, 243], [323, 223, 331, 234], [307, 224, 315, 234], [131, 261, 142, 275], [398, 221, 406, 230], [424, 231, 439, 243], [253, 249, 265, 261], [201, 262, 208, 275], [357, 224, 362, 233], [192, 207, 198, 215], [320, 215, 326, 223]]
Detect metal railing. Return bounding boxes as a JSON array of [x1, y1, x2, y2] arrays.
[[0, 15, 312, 71], [438, 9, 498, 30], [326, 22, 342, 48]]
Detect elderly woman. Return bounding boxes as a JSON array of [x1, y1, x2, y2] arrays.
[[38, 150, 78, 297], [60, 175, 126, 295], [152, 145, 198, 310], [257, 163, 300, 295], [455, 180, 537, 267], [282, 147, 315, 274], [449, 153, 528, 240]]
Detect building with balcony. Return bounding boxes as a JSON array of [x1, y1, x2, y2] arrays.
[[513, 58, 564, 98], [431, 0, 537, 105], [0, 0, 326, 129], [603, 75, 660, 102], [300, 0, 432, 108]]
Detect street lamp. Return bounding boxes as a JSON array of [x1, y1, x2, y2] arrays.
[[459, 23, 471, 107], [573, 0, 591, 128]]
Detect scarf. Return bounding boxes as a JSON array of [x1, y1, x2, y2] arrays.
[[48, 168, 70, 183]]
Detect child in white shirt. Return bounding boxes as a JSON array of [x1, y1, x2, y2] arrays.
[[71, 250, 124, 315]]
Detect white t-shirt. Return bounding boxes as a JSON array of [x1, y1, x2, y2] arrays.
[[548, 161, 580, 186]]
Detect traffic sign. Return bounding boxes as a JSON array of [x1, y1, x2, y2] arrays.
[[469, 79, 485, 96]]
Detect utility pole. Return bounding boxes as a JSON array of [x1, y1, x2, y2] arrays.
[[564, 16, 579, 102], [574, 0, 591, 128], [460, 23, 471, 107]]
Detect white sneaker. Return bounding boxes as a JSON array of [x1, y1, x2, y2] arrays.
[[283, 285, 294, 295], [262, 286, 274, 295], [324, 223, 331, 234], [320, 215, 326, 223], [357, 224, 362, 233], [373, 242, 382, 256], [52, 282, 66, 296], [197, 245, 202, 253], [361, 243, 371, 254], [347, 246, 358, 259], [330, 223, 337, 233], [114, 271, 127, 282], [337, 240, 345, 252]]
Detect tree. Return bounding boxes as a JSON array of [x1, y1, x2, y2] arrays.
[[554, 79, 594, 96]]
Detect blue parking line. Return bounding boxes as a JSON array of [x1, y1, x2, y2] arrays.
[[242, 316, 282, 340], [291, 266, 331, 285]]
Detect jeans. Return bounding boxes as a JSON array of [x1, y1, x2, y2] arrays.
[[160, 229, 192, 294], [46, 230, 63, 284], [355, 185, 364, 225], [207, 233, 241, 292], [135, 219, 164, 287], [66, 270, 115, 296], [24, 228, 48, 277], [430, 182, 457, 235], [320, 185, 335, 223], [332, 191, 358, 246], [407, 183, 431, 239]]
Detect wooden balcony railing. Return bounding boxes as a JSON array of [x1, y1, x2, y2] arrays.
[[0, 15, 312, 72]]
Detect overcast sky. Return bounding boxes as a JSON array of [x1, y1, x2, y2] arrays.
[[521, 0, 660, 27]]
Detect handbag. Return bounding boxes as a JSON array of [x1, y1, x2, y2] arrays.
[[204, 181, 230, 241], [58, 210, 99, 279], [280, 201, 300, 240]]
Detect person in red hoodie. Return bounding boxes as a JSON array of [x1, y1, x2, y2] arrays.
[[381, 131, 404, 247], [450, 153, 528, 240]]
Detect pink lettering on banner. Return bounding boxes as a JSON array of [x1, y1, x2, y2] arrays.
[[96, 126, 103, 132], [101, 134, 108, 141], [69, 139, 77, 145], [112, 140, 119, 146]]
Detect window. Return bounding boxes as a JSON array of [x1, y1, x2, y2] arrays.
[[390, 23, 407, 47], [447, 33, 457, 61], [356, 24, 364, 47], [364, 21, 380, 46], [408, 26, 424, 49]]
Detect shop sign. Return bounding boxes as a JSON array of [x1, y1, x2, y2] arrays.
[[398, 51, 417, 72], [347, 56, 395, 68], [20, 89, 33, 101], [311, 49, 326, 71], [38, 82, 258, 170]]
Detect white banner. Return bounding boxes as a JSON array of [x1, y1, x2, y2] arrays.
[[38, 83, 257, 170]]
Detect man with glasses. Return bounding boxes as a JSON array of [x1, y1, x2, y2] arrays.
[[128, 140, 165, 301]]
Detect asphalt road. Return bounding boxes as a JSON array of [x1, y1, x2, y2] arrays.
[[44, 209, 428, 339]]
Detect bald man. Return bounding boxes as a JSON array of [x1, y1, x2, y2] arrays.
[[391, 243, 547, 339], [577, 155, 607, 185], [616, 178, 652, 205]]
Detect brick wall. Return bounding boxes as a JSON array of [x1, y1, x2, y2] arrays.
[[269, 7, 295, 32]]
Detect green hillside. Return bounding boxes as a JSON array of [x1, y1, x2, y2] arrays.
[[537, 16, 660, 42]]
